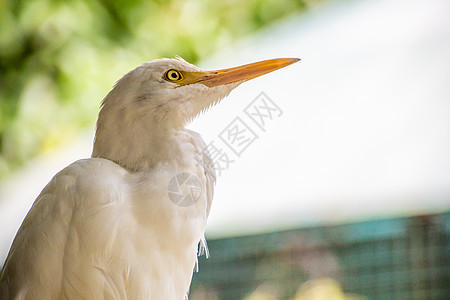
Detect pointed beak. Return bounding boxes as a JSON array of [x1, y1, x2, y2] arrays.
[[181, 58, 300, 87]]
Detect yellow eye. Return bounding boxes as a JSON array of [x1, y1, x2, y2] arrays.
[[164, 69, 183, 82]]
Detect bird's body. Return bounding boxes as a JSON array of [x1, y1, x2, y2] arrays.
[[0, 57, 298, 299], [2, 131, 213, 299]]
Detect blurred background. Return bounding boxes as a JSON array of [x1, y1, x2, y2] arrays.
[[0, 0, 449, 299]]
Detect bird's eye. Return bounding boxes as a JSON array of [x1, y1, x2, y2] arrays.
[[164, 69, 184, 82]]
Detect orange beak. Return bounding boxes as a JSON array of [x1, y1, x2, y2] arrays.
[[180, 58, 300, 87]]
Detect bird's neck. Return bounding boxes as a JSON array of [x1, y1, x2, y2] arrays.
[[92, 113, 188, 172]]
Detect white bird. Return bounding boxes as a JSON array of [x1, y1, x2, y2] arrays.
[[0, 57, 299, 299]]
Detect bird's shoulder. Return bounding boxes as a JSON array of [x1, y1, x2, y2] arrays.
[[15, 158, 129, 241], [41, 157, 129, 199], [0, 158, 131, 299], [17, 157, 130, 246]]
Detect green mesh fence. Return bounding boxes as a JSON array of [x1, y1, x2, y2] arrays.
[[191, 213, 450, 300]]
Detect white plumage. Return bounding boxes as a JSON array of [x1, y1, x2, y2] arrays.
[[0, 57, 298, 299]]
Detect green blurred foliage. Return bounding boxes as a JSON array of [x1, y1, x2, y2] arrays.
[[0, 0, 308, 177]]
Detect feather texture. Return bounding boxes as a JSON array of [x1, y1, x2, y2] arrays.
[[1, 129, 215, 299]]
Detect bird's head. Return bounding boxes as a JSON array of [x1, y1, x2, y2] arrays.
[[93, 57, 299, 170]]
